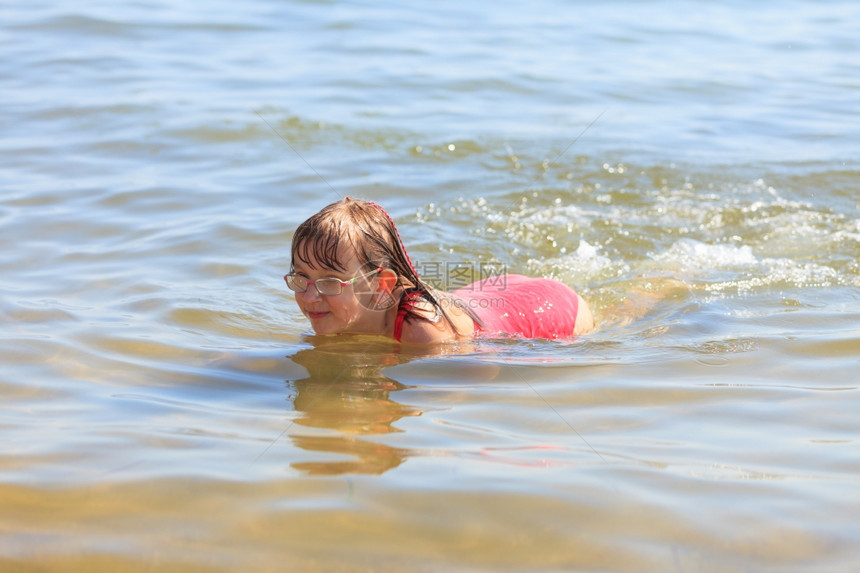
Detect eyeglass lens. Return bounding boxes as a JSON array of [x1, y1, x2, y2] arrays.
[[314, 279, 342, 295], [285, 275, 344, 295]]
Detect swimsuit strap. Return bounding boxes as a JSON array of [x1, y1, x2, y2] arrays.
[[393, 289, 426, 342]]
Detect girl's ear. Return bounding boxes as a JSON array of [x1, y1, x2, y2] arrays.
[[375, 268, 398, 293]]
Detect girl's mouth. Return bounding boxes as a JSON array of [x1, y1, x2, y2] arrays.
[[307, 311, 329, 320]]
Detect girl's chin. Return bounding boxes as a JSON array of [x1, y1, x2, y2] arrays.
[[307, 316, 344, 336], [309, 322, 334, 334], [309, 322, 370, 337]]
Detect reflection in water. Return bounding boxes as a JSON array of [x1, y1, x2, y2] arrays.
[[286, 336, 425, 476]]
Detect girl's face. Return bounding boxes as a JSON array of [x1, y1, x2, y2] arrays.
[[290, 246, 386, 336]]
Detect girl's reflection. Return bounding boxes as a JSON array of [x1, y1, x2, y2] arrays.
[[286, 336, 426, 475]]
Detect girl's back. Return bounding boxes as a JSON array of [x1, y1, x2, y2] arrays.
[[453, 274, 589, 339]]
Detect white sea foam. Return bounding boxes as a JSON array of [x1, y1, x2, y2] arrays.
[[648, 238, 847, 291], [528, 240, 621, 283], [524, 204, 590, 226], [652, 239, 758, 271], [571, 240, 615, 274]]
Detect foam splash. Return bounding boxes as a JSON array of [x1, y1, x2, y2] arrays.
[[651, 239, 845, 291], [528, 240, 621, 283], [651, 239, 757, 271]]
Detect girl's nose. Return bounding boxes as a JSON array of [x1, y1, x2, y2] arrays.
[[301, 286, 323, 302]]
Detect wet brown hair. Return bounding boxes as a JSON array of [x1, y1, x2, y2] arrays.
[[290, 197, 478, 335]]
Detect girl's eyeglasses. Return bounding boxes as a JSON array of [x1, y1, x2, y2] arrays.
[[283, 268, 382, 296]]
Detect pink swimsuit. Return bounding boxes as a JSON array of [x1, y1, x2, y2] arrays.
[[393, 275, 581, 341], [453, 274, 580, 339]]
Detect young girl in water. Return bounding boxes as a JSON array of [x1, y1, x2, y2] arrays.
[[285, 197, 594, 344]]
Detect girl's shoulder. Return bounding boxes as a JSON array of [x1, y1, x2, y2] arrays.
[[398, 291, 476, 344]]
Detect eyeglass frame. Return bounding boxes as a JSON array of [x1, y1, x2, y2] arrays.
[[283, 267, 383, 296]]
